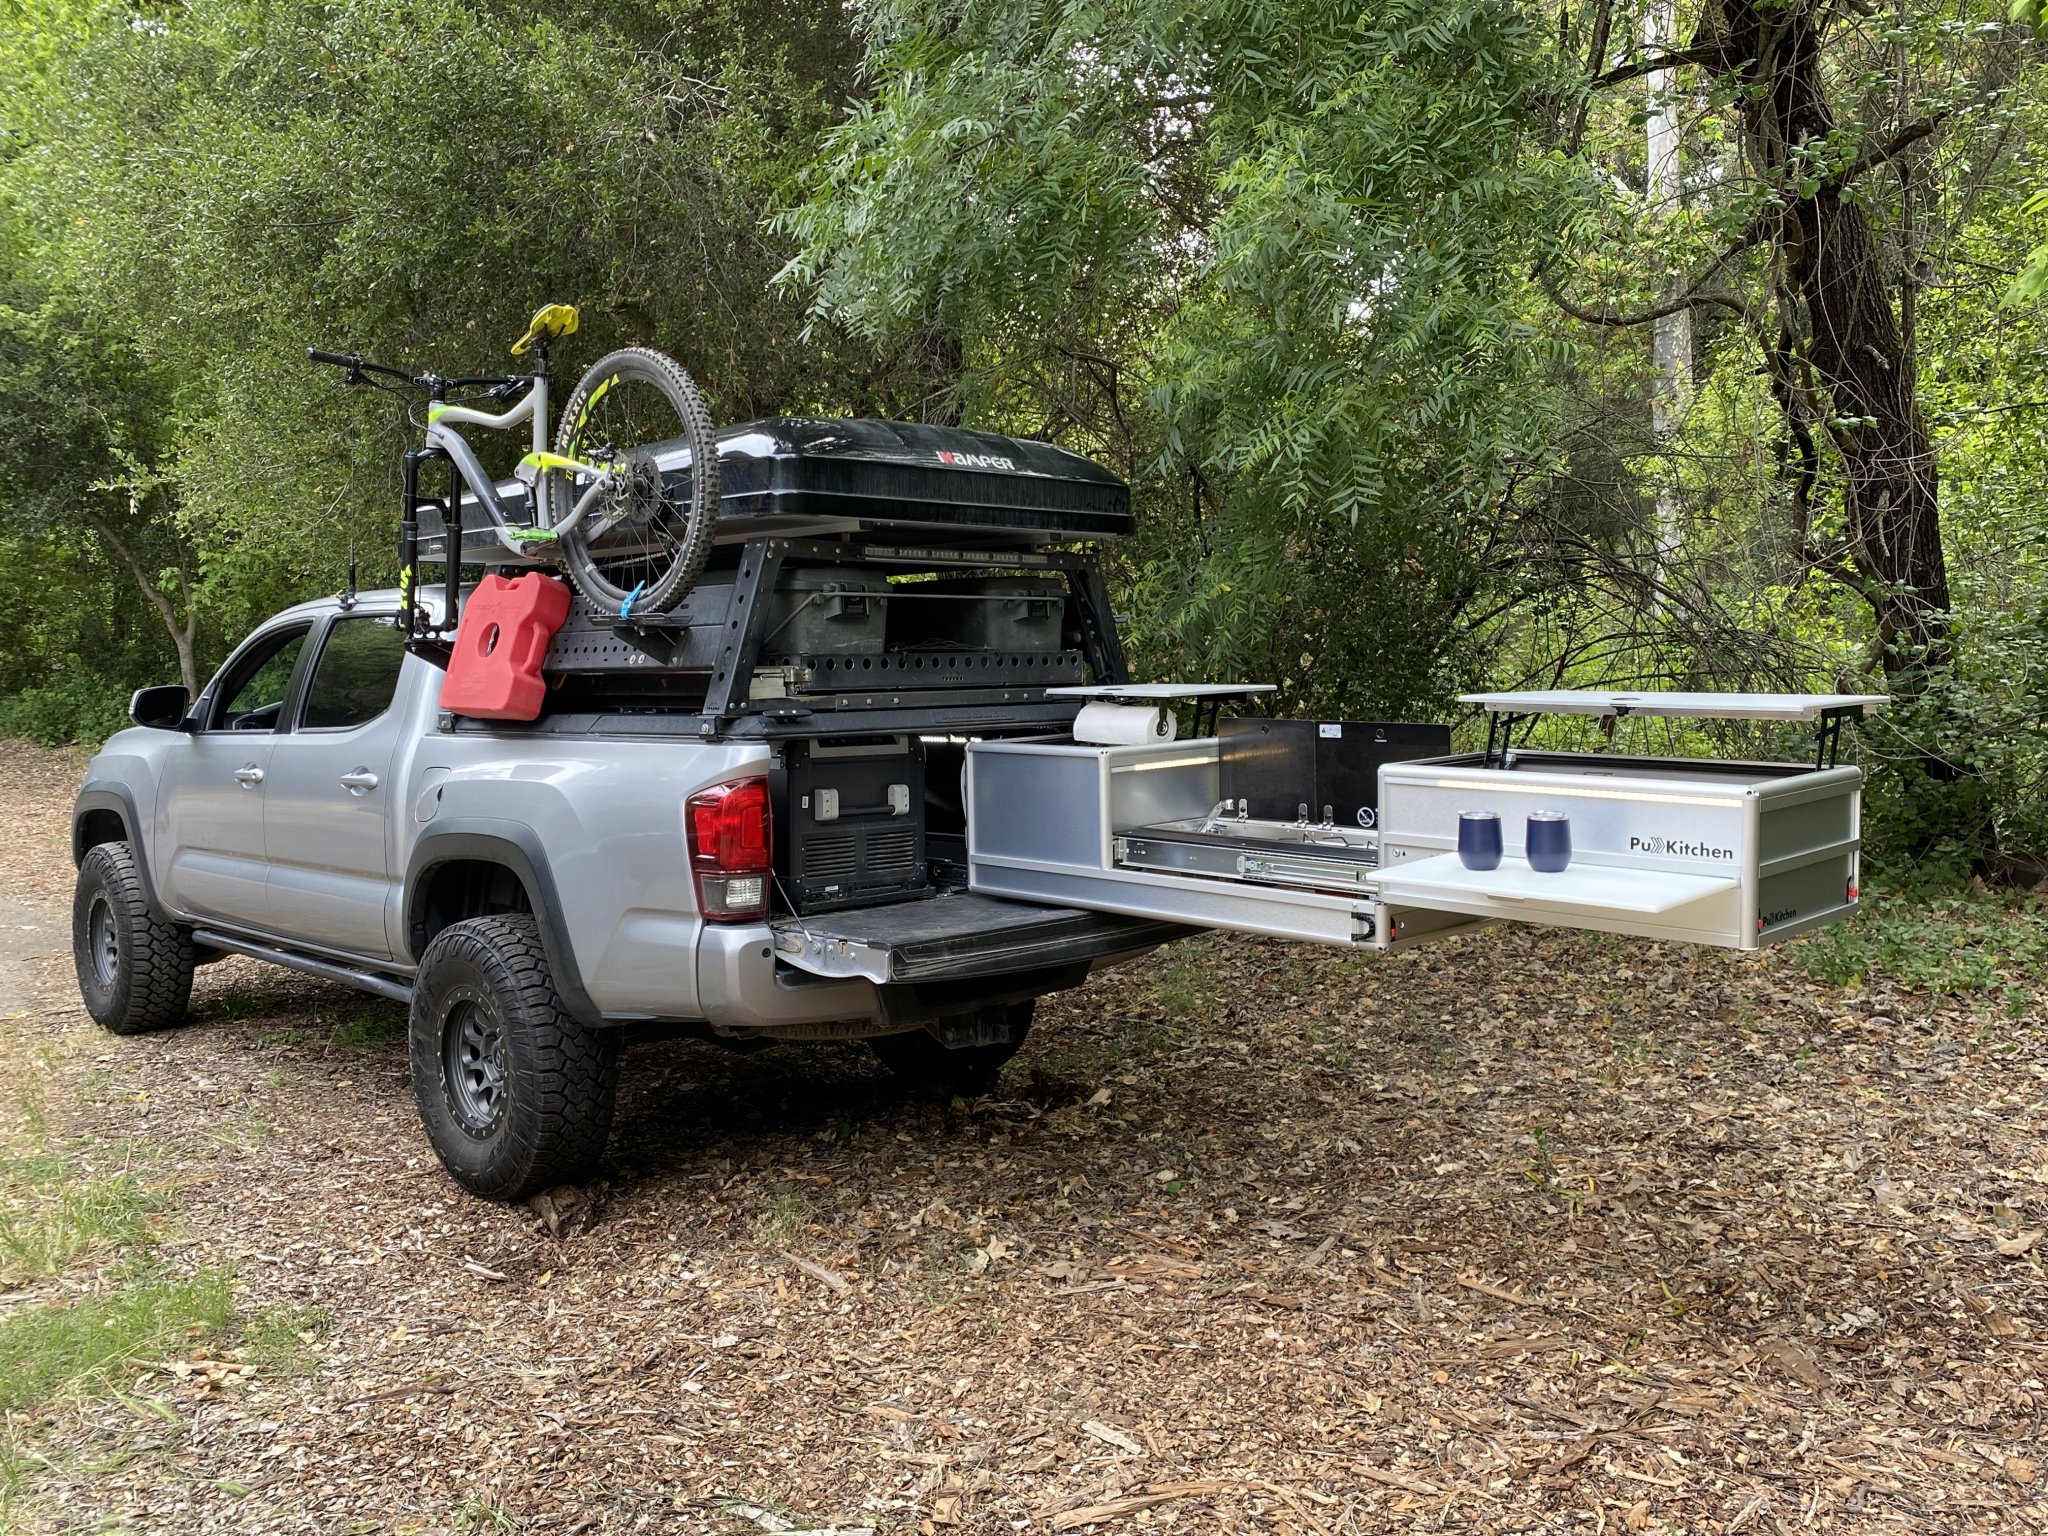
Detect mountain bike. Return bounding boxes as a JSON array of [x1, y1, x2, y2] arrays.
[[308, 303, 719, 619]]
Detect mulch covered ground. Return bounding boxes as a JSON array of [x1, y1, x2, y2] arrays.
[[0, 739, 2042, 1534]]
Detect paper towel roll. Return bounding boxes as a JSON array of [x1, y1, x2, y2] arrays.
[[1073, 701, 1178, 745]]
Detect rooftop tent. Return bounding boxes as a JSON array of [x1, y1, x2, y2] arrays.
[[712, 418, 1133, 542], [426, 417, 1133, 559]]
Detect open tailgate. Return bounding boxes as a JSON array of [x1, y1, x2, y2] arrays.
[[771, 892, 1186, 986]]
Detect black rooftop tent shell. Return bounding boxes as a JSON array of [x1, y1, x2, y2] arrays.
[[709, 418, 1132, 540], [430, 417, 1134, 555]]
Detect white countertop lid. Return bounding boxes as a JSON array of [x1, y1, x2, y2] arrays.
[[1046, 683, 1280, 700], [1377, 853, 1739, 915], [1459, 690, 1888, 722]]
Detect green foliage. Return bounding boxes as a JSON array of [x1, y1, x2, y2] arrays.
[[0, 0, 2043, 874], [0, 1162, 171, 1283], [1856, 598, 2048, 873], [238, 1304, 332, 1380], [0, 0, 866, 721], [782, 0, 1582, 717], [0, 674, 133, 746], [1795, 885, 2048, 1008]]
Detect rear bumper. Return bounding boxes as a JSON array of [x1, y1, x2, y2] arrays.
[[695, 923, 880, 1029]]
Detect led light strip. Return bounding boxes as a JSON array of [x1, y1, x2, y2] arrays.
[[1116, 755, 1218, 773], [1418, 777, 1742, 809]]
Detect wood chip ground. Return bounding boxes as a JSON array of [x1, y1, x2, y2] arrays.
[[0, 741, 2041, 1533]]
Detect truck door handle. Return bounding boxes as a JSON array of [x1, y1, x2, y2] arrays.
[[339, 768, 380, 793], [233, 765, 265, 787]]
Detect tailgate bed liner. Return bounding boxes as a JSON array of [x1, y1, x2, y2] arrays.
[[772, 892, 1184, 985]]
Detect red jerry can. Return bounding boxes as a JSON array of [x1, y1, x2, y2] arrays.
[[439, 574, 573, 721]]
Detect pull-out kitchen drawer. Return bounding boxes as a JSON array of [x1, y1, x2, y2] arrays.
[[771, 891, 1186, 984], [962, 690, 1879, 954], [1375, 750, 1863, 948], [963, 734, 1483, 949]]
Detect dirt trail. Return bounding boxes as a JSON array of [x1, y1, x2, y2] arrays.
[[0, 739, 2042, 1535], [0, 897, 66, 1012]]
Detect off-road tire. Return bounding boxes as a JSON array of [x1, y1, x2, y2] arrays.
[[408, 915, 618, 1201], [73, 842, 195, 1035], [552, 346, 719, 615], [869, 1002, 1035, 1094]]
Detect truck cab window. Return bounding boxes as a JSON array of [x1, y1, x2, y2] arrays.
[[209, 628, 310, 731], [300, 618, 407, 730]]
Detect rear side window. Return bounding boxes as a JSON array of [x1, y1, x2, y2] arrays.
[[300, 618, 407, 730]]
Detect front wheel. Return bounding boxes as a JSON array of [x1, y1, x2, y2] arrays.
[[73, 843, 196, 1035], [552, 346, 719, 615], [408, 915, 619, 1201]]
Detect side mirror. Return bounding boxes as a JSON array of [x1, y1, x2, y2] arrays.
[[129, 685, 193, 732]]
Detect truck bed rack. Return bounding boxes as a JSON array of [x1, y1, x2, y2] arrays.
[[429, 536, 1129, 738]]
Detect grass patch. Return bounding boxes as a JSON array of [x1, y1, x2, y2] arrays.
[[0, 1263, 233, 1413], [238, 1304, 331, 1379], [1035, 940, 1221, 1078], [752, 1187, 818, 1247], [331, 1006, 404, 1052], [0, 1161, 170, 1284], [450, 1496, 521, 1532], [1150, 940, 1222, 1024], [1794, 884, 2047, 1007]]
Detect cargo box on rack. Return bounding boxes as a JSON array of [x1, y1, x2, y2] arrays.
[[759, 567, 890, 657], [890, 576, 1068, 654]]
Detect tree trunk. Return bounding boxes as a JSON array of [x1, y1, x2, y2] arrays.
[[84, 506, 201, 696], [1714, 0, 1952, 688], [1645, 0, 1690, 591]]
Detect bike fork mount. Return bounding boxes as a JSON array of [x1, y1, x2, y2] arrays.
[[397, 346, 553, 656], [399, 441, 464, 655]]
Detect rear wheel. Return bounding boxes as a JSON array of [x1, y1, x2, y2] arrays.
[[72, 842, 195, 1035], [408, 915, 618, 1201], [552, 346, 718, 615], [869, 1001, 1035, 1094]]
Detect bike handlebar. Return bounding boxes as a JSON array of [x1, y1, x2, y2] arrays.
[[306, 349, 527, 396], [306, 348, 417, 385]]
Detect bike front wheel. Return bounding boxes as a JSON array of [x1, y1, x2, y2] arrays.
[[552, 346, 719, 614]]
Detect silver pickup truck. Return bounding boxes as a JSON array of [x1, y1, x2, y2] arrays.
[[70, 420, 1193, 1200], [71, 419, 1878, 1202]]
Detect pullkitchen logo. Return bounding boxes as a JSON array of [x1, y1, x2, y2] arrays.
[[1631, 834, 1735, 861], [936, 450, 1015, 470]]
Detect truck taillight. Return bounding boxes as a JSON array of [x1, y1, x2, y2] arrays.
[[686, 778, 771, 922]]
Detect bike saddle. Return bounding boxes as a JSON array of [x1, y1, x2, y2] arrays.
[[511, 302, 579, 356]]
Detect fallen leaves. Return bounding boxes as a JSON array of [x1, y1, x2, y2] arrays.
[[1, 736, 2044, 1534], [135, 1355, 255, 1393]]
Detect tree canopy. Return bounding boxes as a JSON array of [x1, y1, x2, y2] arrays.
[[1, 0, 2044, 872]]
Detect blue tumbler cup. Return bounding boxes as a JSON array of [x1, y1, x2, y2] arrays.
[[1526, 811, 1572, 873], [1457, 811, 1503, 871]]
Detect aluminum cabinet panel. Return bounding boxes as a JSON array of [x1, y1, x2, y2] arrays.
[[1376, 752, 1863, 949], [964, 736, 1480, 948]]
